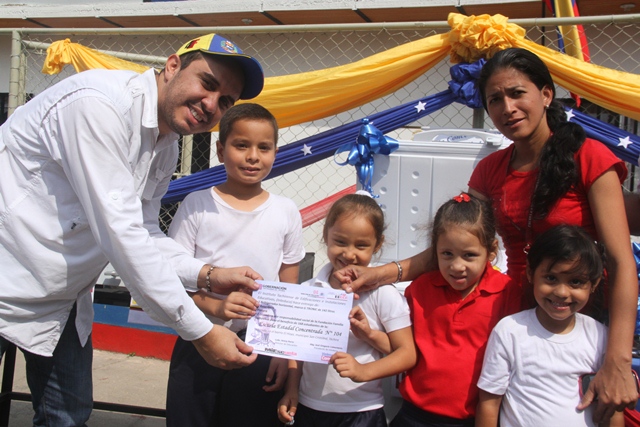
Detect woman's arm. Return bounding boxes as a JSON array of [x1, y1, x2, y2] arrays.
[[330, 326, 416, 382], [623, 191, 640, 236], [334, 249, 433, 295], [607, 411, 626, 427], [578, 169, 639, 421]]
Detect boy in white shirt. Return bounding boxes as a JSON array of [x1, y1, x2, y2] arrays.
[[165, 103, 306, 427]]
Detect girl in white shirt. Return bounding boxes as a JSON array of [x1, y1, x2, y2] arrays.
[[278, 193, 417, 427], [476, 225, 626, 427]]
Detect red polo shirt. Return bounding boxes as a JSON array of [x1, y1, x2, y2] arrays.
[[399, 264, 522, 419]]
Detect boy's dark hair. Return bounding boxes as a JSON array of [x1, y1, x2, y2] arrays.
[[218, 103, 278, 146], [430, 193, 497, 266], [323, 194, 385, 251], [478, 48, 586, 220]]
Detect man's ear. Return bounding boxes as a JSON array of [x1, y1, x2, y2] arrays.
[[163, 54, 181, 81], [216, 140, 224, 163], [526, 264, 533, 284]]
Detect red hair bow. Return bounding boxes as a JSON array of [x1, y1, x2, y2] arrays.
[[453, 193, 470, 203]]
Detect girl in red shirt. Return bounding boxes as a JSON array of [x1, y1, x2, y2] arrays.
[[390, 193, 521, 427]]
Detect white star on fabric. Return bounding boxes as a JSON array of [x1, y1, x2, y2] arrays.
[[415, 100, 426, 113], [618, 136, 632, 149], [565, 109, 575, 121], [301, 144, 312, 156]]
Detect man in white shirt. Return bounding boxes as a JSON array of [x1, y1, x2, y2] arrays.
[[0, 33, 264, 426]]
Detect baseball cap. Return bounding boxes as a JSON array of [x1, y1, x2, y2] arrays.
[[176, 33, 264, 100]]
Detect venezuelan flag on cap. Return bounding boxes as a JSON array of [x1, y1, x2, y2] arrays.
[[177, 33, 264, 100]]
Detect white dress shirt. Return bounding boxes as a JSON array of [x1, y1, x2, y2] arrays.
[[0, 68, 211, 356]]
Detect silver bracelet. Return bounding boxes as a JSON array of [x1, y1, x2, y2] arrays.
[[392, 260, 403, 284], [204, 265, 215, 292]]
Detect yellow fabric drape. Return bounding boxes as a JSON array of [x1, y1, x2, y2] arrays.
[[252, 34, 449, 128], [42, 39, 148, 75], [42, 13, 640, 124]]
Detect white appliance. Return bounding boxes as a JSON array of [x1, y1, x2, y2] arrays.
[[371, 128, 511, 273]]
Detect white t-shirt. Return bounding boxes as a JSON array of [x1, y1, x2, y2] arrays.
[[478, 308, 608, 427], [298, 263, 412, 413], [169, 187, 306, 331]]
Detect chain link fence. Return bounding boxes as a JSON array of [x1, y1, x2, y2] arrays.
[[11, 16, 640, 274]]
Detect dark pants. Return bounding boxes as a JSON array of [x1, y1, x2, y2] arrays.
[[294, 403, 387, 427], [390, 401, 474, 427], [166, 336, 282, 427], [0, 305, 93, 427]]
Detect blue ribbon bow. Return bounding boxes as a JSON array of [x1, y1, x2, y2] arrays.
[[448, 59, 486, 109], [334, 118, 399, 197]]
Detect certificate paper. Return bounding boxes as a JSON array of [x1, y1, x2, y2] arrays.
[[245, 280, 353, 364]]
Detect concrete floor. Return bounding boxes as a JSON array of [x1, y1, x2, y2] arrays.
[[2, 349, 168, 427]]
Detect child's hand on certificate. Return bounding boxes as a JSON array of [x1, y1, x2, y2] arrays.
[[349, 306, 372, 341], [214, 291, 258, 321], [330, 352, 368, 382]]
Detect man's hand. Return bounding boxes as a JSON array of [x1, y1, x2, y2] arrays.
[[203, 266, 262, 295], [191, 326, 257, 370]]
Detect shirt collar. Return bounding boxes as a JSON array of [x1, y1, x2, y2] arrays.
[[139, 68, 159, 129], [310, 263, 334, 288], [433, 262, 507, 295]]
